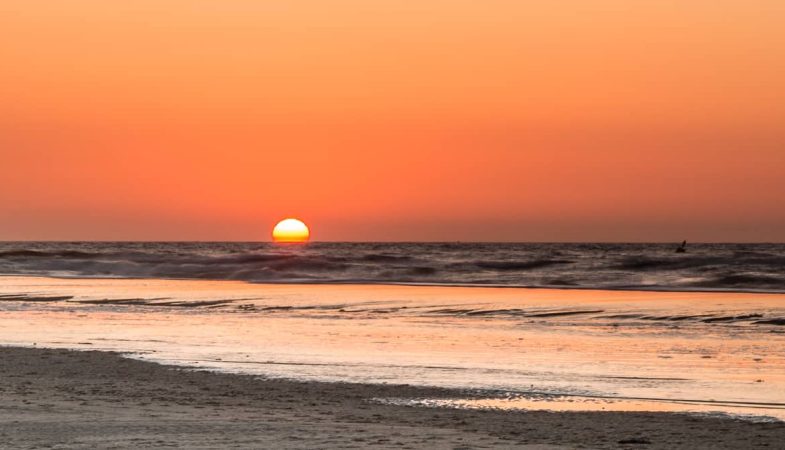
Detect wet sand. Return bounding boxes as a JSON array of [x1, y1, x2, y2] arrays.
[[1, 347, 783, 449], [3, 277, 785, 424]]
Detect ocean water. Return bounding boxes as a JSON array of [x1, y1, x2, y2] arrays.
[[1, 242, 784, 292], [1, 243, 785, 421]]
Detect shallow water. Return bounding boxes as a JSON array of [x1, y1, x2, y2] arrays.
[[1, 276, 785, 420], [374, 396, 784, 423]]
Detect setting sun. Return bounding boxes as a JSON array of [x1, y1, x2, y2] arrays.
[[272, 218, 310, 243]]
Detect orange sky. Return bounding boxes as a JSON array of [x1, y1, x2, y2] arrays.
[[1, 1, 784, 241]]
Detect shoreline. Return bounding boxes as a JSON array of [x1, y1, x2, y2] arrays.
[[1, 346, 784, 449], [3, 275, 785, 422], [3, 273, 785, 296]]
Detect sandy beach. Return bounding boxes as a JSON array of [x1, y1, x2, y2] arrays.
[[3, 276, 785, 448], [1, 346, 783, 449]]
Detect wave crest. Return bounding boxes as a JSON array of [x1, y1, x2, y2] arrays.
[[1, 242, 784, 293]]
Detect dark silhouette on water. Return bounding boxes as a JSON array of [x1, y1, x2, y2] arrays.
[[676, 240, 687, 253]]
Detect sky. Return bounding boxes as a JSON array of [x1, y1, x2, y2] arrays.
[[1, 1, 784, 241]]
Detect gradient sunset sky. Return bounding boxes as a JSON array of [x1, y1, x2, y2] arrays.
[[2, 1, 784, 241]]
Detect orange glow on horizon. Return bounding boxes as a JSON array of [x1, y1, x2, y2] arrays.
[[272, 219, 310, 243], [0, 1, 784, 241]]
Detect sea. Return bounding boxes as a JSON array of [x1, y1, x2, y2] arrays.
[[1, 242, 784, 421], [1, 241, 784, 292]]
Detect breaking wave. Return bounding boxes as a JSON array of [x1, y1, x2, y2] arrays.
[[1, 242, 784, 293]]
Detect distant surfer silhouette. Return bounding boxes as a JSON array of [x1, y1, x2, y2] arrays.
[[675, 240, 687, 253]]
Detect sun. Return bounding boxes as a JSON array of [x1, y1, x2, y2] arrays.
[[272, 218, 310, 243]]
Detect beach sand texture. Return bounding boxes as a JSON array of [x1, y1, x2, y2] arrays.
[[2, 346, 784, 449]]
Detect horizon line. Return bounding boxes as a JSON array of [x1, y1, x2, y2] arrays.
[[1, 240, 783, 245]]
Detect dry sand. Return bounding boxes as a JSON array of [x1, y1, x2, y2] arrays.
[[0, 347, 782, 449]]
